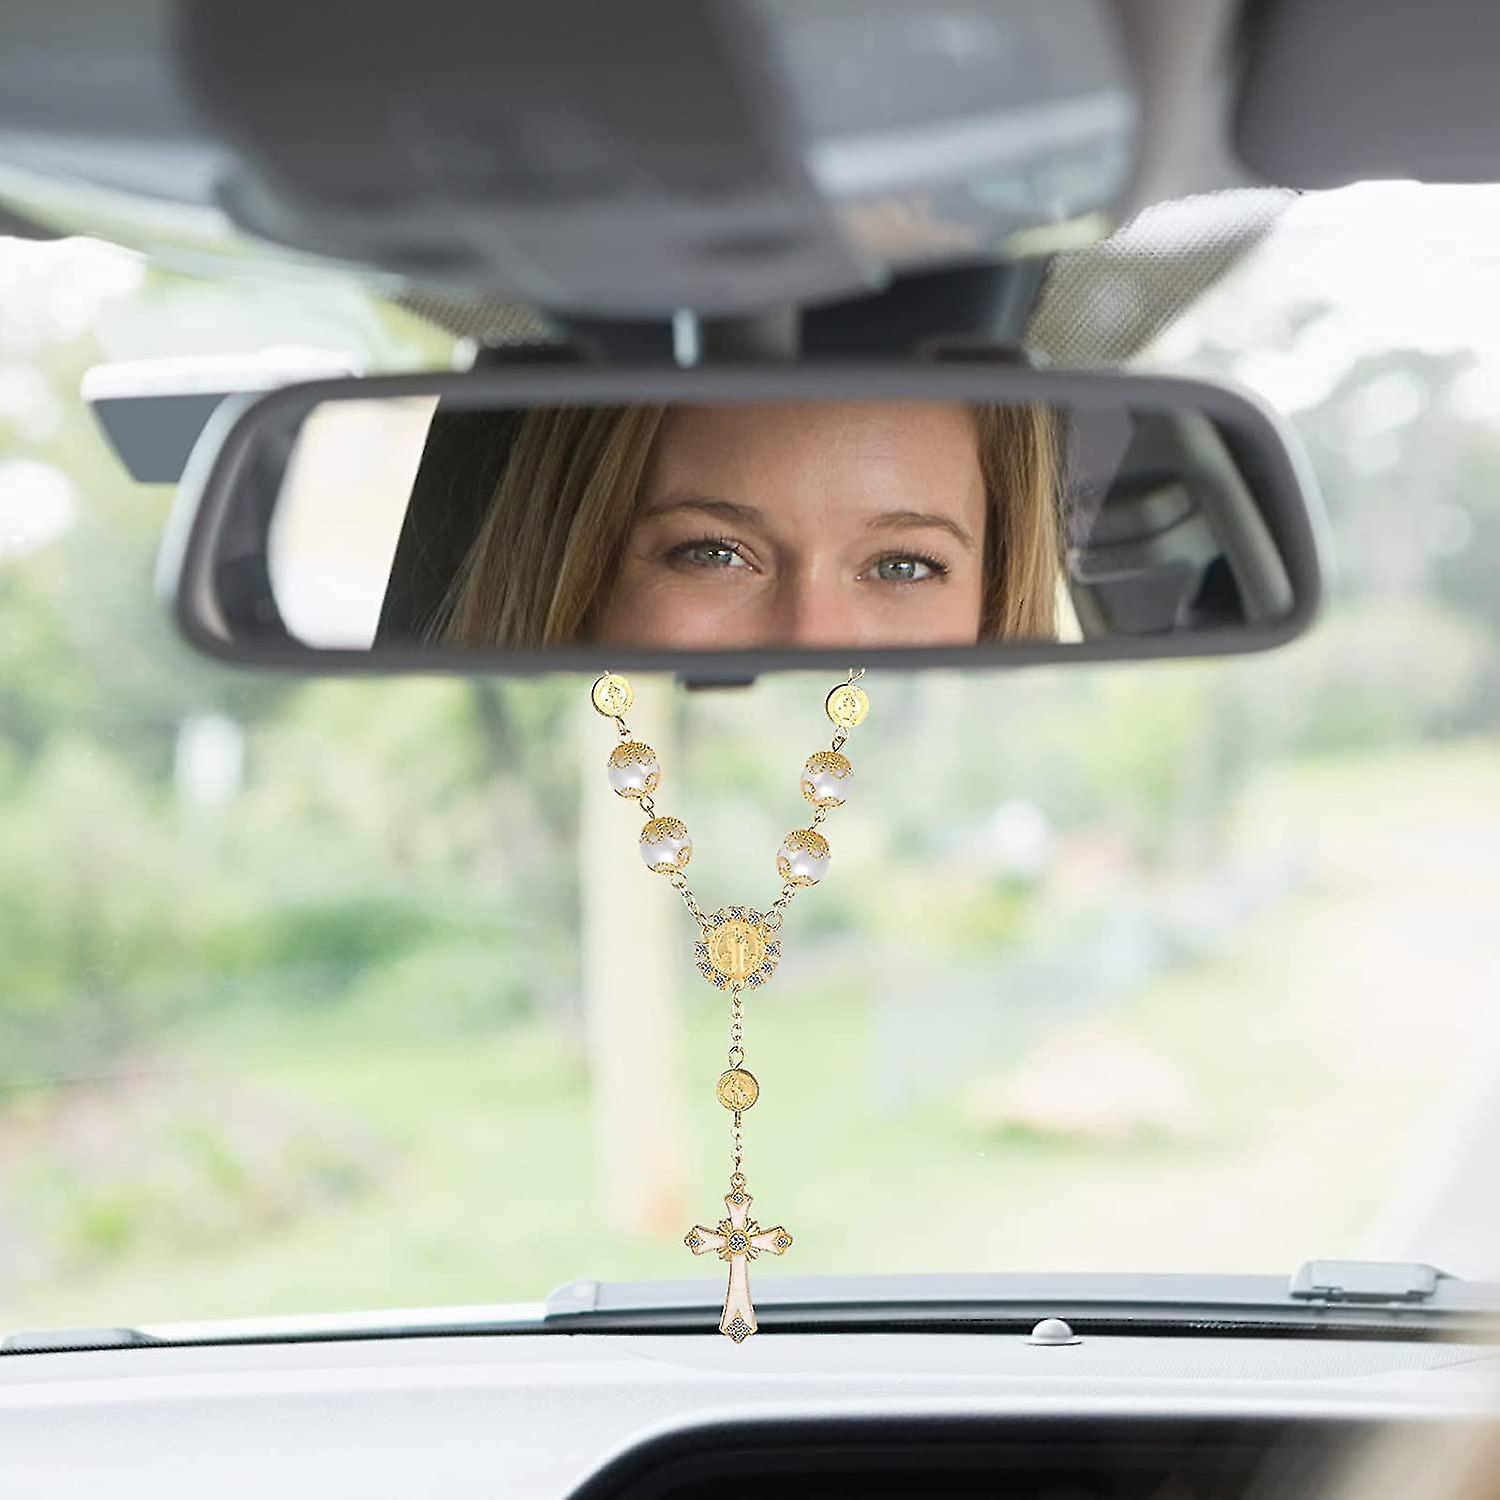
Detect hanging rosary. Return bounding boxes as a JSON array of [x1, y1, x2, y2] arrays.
[[590, 667, 870, 1342]]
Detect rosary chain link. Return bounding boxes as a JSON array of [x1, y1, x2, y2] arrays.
[[667, 869, 709, 932], [729, 984, 747, 1175], [728, 984, 745, 1061]]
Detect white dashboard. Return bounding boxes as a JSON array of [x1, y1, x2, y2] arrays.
[[1, 1330, 1496, 1498]]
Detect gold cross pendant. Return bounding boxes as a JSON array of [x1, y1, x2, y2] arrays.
[[684, 1177, 792, 1342]]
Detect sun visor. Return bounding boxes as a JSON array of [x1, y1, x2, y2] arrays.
[[1235, 0, 1500, 187], [169, 0, 1141, 317]]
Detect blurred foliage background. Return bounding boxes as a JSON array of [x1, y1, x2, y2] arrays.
[[1, 187, 1499, 1326]]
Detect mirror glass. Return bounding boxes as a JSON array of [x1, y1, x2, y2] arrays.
[[190, 386, 1314, 663]]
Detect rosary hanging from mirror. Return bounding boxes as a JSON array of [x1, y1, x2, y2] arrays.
[[591, 667, 869, 1342]]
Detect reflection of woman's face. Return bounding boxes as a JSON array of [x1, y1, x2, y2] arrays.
[[596, 401, 986, 649]]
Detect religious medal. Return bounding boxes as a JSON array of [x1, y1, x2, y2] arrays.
[[824, 680, 870, 730], [592, 667, 869, 1342], [716, 1068, 759, 1110], [590, 672, 635, 717], [697, 906, 780, 990]]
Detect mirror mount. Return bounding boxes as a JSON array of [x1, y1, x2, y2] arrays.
[[802, 262, 1050, 361], [547, 262, 1049, 368]]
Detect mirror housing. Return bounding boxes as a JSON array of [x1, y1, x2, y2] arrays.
[[159, 361, 1327, 683]]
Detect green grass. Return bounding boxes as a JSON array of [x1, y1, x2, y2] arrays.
[[5, 739, 1498, 1330]]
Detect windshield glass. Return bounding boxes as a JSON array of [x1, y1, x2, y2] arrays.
[[2, 183, 1498, 1330]]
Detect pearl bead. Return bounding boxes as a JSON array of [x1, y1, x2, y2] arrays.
[[801, 750, 853, 808], [608, 740, 660, 799], [776, 828, 830, 887], [640, 815, 693, 873]]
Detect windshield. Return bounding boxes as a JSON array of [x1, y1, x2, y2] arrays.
[[2, 183, 1497, 1331]]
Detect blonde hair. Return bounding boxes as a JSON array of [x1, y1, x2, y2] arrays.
[[1319, 1421, 1500, 1500], [440, 402, 1061, 646]]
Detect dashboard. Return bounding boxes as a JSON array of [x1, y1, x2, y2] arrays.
[[1, 1330, 1495, 1497]]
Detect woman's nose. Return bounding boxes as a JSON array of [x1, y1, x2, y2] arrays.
[[774, 574, 864, 649]]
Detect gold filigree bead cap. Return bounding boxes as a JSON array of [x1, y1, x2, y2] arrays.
[[591, 672, 634, 717], [607, 740, 660, 799], [825, 682, 869, 730], [776, 827, 831, 886], [639, 815, 693, 873], [801, 749, 853, 808]]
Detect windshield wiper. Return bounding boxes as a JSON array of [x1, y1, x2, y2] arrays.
[[6, 1263, 1497, 1355]]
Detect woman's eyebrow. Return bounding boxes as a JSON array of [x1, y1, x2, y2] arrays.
[[640, 494, 764, 527], [643, 495, 975, 549], [867, 509, 976, 549]]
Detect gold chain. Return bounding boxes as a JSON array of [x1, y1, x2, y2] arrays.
[[727, 984, 745, 1064]]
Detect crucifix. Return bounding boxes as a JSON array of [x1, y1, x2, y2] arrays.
[[684, 1174, 792, 1342]]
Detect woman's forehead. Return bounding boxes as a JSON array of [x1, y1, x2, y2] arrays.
[[656, 398, 978, 438], [647, 400, 984, 496]]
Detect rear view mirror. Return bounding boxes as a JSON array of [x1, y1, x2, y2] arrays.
[[160, 363, 1325, 679]]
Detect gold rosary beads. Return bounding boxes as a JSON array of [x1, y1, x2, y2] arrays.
[[590, 667, 870, 1341]]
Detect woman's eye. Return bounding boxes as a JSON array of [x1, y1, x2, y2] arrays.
[[668, 539, 751, 570], [872, 554, 941, 583]]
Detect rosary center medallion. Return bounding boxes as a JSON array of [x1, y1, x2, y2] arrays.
[[708, 920, 765, 979], [696, 907, 781, 990]]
